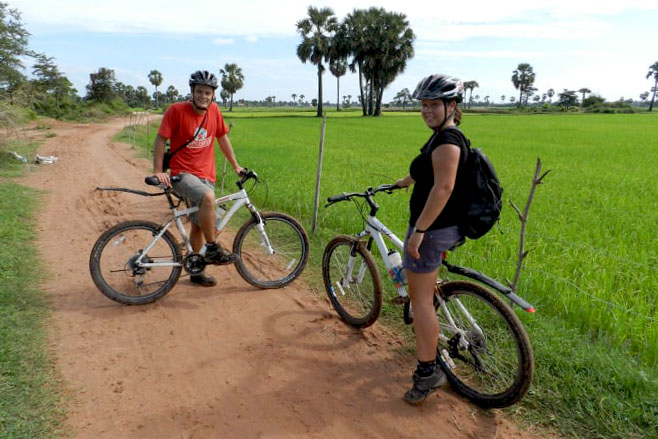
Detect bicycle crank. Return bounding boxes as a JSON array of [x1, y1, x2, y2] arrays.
[[184, 253, 207, 275]]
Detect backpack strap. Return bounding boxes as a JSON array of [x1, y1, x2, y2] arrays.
[[168, 111, 208, 159]]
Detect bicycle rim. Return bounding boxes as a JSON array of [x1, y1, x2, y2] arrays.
[[322, 236, 382, 328], [436, 281, 533, 408], [233, 212, 309, 288], [90, 221, 182, 305]]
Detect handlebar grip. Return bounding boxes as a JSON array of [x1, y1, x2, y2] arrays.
[[327, 194, 346, 203], [144, 175, 181, 186]]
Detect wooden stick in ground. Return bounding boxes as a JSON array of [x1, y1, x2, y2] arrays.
[[312, 113, 327, 235], [220, 122, 233, 194], [508, 158, 551, 294]]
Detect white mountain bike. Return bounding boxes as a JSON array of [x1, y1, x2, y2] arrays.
[[90, 170, 309, 305], [322, 183, 534, 408]]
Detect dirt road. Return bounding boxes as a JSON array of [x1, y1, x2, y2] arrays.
[[20, 118, 539, 439]]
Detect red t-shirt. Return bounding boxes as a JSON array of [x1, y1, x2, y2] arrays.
[[158, 102, 228, 182]]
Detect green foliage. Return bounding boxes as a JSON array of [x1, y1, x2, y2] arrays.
[[296, 6, 338, 116], [0, 2, 32, 90], [511, 63, 536, 107], [341, 8, 415, 116], [219, 63, 244, 112], [85, 67, 117, 103], [0, 178, 64, 438]]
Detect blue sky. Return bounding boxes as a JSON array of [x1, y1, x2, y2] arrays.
[[8, 0, 658, 104]]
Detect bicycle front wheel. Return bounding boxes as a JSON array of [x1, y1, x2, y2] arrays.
[[322, 236, 383, 328], [436, 281, 534, 408], [233, 212, 309, 288], [89, 220, 182, 305]]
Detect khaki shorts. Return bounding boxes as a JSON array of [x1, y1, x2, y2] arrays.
[[172, 173, 215, 226]]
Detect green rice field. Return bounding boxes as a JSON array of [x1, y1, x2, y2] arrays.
[[123, 110, 658, 439]]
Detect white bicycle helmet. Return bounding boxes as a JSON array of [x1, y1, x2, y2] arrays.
[[412, 74, 464, 102]]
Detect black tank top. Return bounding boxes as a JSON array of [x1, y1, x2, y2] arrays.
[[408, 127, 470, 230]]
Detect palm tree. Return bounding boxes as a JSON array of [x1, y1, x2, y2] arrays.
[[343, 8, 415, 116], [166, 85, 178, 104], [646, 62, 658, 111], [578, 88, 592, 104], [291, 93, 297, 106], [299, 94, 305, 105], [511, 63, 536, 108], [219, 63, 244, 112], [296, 6, 338, 117], [547, 88, 555, 104], [329, 58, 347, 111], [500, 95, 505, 105], [148, 70, 163, 107], [463, 81, 479, 108], [220, 89, 230, 107]]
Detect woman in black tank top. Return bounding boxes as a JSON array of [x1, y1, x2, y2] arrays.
[[394, 74, 468, 405]]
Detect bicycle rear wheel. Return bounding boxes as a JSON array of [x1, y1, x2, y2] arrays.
[[233, 212, 309, 288], [322, 236, 383, 328], [89, 220, 182, 305], [435, 281, 533, 408]]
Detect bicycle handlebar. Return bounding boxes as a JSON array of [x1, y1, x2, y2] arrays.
[[326, 183, 401, 206]]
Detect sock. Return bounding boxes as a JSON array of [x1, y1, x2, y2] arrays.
[[416, 360, 436, 377]]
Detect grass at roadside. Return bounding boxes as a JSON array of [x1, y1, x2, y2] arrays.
[[0, 180, 65, 438], [120, 110, 658, 439]]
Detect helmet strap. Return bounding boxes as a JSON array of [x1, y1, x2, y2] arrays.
[[438, 99, 456, 131]]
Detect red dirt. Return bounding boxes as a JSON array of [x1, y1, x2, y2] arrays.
[[19, 118, 544, 439]]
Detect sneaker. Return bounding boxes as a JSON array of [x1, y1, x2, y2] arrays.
[[204, 242, 237, 265], [403, 367, 447, 406], [190, 273, 217, 287]]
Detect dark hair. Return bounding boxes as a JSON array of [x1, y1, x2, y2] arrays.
[[444, 99, 462, 126], [454, 104, 462, 126]]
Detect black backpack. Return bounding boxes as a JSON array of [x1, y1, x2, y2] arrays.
[[450, 129, 503, 239]]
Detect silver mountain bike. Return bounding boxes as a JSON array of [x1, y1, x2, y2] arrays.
[[322, 183, 534, 408], [90, 170, 309, 305]]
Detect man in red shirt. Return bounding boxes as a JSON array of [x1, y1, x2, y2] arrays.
[[154, 70, 243, 287]]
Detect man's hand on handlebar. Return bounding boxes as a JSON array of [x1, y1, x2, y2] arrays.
[[155, 172, 171, 187]]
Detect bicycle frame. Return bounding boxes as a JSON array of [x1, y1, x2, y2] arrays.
[[98, 177, 273, 271], [327, 184, 535, 312], [354, 215, 409, 299]]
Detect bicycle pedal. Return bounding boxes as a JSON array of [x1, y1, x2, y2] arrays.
[[391, 296, 409, 306]]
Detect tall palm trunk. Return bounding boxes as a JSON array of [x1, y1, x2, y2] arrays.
[[336, 76, 340, 111], [317, 65, 323, 117], [650, 78, 657, 112], [359, 66, 366, 116], [229, 94, 234, 112], [374, 84, 384, 116], [368, 80, 374, 115]]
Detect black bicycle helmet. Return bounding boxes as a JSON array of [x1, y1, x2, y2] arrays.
[[412, 74, 463, 102], [189, 70, 218, 89]]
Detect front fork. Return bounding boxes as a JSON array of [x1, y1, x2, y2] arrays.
[[246, 206, 275, 255]]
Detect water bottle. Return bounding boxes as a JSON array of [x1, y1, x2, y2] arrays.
[[387, 250, 407, 289]]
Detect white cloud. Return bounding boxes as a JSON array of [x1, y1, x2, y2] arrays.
[[12, 0, 658, 39], [213, 38, 235, 46], [245, 35, 259, 43]]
